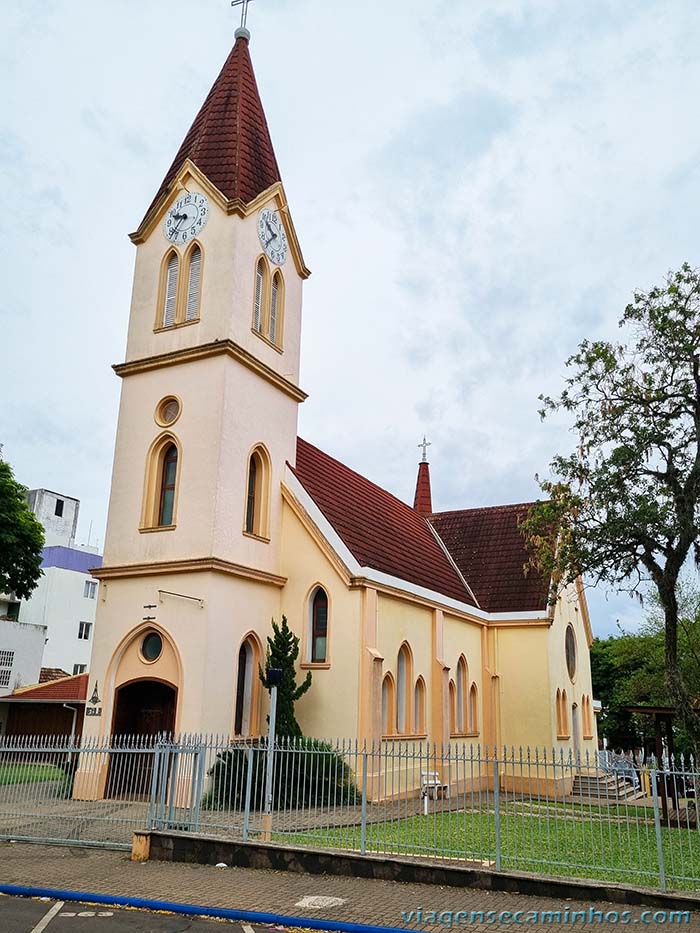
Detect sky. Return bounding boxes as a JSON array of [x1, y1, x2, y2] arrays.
[[3, 0, 700, 636]]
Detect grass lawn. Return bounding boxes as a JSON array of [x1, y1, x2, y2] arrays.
[[277, 806, 700, 893], [0, 763, 67, 786]]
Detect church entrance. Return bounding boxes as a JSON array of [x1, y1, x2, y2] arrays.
[[107, 679, 177, 798]]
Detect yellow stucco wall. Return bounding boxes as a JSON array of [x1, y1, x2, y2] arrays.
[[83, 570, 281, 741], [496, 624, 552, 750], [443, 613, 483, 739], [547, 584, 599, 756], [280, 501, 362, 740], [377, 595, 431, 704]]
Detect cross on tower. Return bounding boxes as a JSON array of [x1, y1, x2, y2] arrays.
[[231, 0, 254, 29], [418, 436, 431, 463]]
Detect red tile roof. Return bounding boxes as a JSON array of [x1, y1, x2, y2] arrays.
[[39, 667, 70, 683], [6, 673, 88, 703], [413, 461, 433, 515], [429, 505, 551, 613], [144, 33, 281, 222], [292, 439, 474, 606]]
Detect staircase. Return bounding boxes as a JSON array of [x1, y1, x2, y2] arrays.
[[571, 772, 645, 801]]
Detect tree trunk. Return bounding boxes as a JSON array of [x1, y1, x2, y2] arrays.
[[662, 578, 700, 756]]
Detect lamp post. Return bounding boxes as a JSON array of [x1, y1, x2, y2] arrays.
[[261, 667, 282, 840]]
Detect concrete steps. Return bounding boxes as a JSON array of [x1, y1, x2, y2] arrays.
[[571, 772, 645, 801]]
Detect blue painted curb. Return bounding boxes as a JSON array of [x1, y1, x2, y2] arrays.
[[0, 883, 417, 933]]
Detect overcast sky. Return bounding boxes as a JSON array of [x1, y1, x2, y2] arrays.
[[3, 0, 700, 636]]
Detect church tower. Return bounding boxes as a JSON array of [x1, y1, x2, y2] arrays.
[[82, 25, 309, 755]]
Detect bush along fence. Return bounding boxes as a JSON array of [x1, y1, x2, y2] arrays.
[[0, 733, 697, 893]]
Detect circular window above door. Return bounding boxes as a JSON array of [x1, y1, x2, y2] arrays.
[[141, 631, 163, 663]]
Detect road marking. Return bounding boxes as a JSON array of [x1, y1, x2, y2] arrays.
[[59, 913, 77, 918], [78, 911, 96, 917], [29, 900, 64, 933], [295, 896, 347, 909], [242, 925, 257, 933]]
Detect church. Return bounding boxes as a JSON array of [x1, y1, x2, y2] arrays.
[[82, 23, 598, 764]]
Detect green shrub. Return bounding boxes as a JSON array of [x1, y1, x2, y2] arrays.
[[203, 739, 358, 811]]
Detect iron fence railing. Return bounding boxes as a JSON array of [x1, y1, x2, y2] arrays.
[[0, 733, 697, 893]]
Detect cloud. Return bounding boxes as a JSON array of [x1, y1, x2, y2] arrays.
[[4, 0, 700, 636]]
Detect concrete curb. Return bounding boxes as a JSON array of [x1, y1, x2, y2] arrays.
[[141, 831, 700, 912]]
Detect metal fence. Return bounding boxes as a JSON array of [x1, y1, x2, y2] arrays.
[[0, 733, 698, 893]]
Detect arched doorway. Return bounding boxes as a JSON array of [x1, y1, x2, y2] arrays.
[[108, 679, 177, 798], [233, 635, 262, 736], [112, 679, 177, 736]]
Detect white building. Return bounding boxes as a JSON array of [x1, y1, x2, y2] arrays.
[[19, 546, 102, 674], [0, 620, 47, 698], [0, 489, 103, 677], [26, 489, 80, 548]]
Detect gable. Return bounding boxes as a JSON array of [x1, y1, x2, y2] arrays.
[[429, 504, 551, 613], [292, 439, 474, 606]]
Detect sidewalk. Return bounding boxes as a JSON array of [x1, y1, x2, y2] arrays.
[[1, 842, 698, 932]]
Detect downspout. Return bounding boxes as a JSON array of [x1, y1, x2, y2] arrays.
[[62, 704, 78, 739]]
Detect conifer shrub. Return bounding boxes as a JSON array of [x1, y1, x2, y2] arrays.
[[203, 615, 358, 811], [203, 738, 358, 811]]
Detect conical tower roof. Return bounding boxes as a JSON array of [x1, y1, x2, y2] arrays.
[[144, 31, 281, 222], [413, 460, 433, 515]]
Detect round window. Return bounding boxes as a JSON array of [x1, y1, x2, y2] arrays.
[[565, 625, 577, 680], [142, 632, 163, 663], [155, 396, 181, 426]]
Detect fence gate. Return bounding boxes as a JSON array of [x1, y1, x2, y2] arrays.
[[149, 737, 207, 833]]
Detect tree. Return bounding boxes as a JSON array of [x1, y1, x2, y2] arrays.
[[590, 581, 700, 753], [590, 631, 663, 749], [259, 614, 311, 738], [521, 263, 700, 748], [0, 459, 44, 600]]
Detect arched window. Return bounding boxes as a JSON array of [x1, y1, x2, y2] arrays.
[[141, 434, 181, 530], [565, 625, 577, 680], [449, 679, 457, 735], [456, 656, 468, 733], [253, 257, 267, 333], [396, 644, 413, 734], [234, 634, 262, 736], [414, 677, 426, 735], [561, 689, 569, 737], [556, 688, 562, 735], [469, 683, 478, 733], [243, 445, 270, 538], [382, 674, 395, 736], [311, 587, 328, 663], [185, 244, 202, 321], [158, 443, 178, 526], [270, 271, 283, 346], [245, 455, 257, 533], [163, 251, 179, 327], [582, 694, 593, 738]]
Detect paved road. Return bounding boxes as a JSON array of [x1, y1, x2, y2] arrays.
[[0, 896, 262, 932]]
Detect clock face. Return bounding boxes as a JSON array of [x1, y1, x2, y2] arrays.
[[163, 192, 209, 245], [257, 208, 288, 265]]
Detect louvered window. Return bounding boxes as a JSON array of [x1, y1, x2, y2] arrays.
[[163, 252, 179, 326], [185, 246, 201, 321], [270, 274, 279, 343], [253, 260, 264, 332]]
